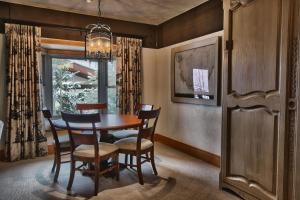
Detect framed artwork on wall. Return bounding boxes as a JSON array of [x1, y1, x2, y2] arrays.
[[171, 36, 221, 106]]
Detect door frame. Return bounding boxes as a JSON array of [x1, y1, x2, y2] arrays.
[[293, 0, 300, 199]]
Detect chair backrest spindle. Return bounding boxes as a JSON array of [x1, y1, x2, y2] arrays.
[[136, 108, 161, 149], [61, 112, 100, 154]]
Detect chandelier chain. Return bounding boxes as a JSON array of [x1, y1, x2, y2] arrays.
[[85, 0, 112, 60], [98, 0, 102, 18]]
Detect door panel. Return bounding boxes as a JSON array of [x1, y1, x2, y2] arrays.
[[231, 0, 280, 94], [221, 0, 290, 199], [229, 107, 278, 194]]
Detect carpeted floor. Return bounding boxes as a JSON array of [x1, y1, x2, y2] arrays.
[[0, 143, 240, 200]]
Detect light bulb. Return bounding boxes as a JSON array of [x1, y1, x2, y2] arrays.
[[105, 41, 110, 48]]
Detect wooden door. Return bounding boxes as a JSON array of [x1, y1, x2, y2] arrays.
[[220, 0, 292, 199]]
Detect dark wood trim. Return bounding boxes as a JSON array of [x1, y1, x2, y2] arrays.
[[0, 1, 157, 48], [0, 149, 4, 161], [154, 133, 220, 167], [157, 0, 223, 48], [0, 1, 223, 49], [46, 49, 84, 57], [41, 38, 85, 47]]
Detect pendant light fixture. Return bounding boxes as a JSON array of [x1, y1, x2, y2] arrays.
[[85, 0, 112, 60]]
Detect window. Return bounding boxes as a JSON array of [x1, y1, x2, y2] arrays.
[[43, 56, 117, 116]]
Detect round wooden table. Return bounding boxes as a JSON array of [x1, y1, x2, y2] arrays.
[[52, 114, 141, 142], [53, 114, 141, 175]]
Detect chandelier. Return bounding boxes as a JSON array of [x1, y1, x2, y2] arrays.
[[85, 0, 112, 60]]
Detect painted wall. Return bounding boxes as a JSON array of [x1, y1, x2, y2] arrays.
[[142, 31, 223, 155], [0, 34, 6, 150], [142, 48, 157, 105]]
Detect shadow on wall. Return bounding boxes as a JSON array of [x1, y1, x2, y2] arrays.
[[0, 34, 6, 150]]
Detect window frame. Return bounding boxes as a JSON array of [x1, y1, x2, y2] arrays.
[[42, 53, 109, 117]]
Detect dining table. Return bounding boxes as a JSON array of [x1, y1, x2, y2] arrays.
[[52, 113, 142, 142], [52, 113, 142, 176]]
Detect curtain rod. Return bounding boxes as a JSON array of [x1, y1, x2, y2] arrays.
[[1, 18, 144, 40]]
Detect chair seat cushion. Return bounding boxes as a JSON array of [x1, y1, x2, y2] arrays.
[[73, 143, 118, 158], [111, 129, 138, 139], [114, 137, 153, 151]]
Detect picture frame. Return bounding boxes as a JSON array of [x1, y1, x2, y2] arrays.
[[171, 36, 221, 106]]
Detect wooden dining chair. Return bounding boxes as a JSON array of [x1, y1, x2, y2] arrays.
[[111, 104, 154, 168], [76, 103, 107, 114], [111, 104, 154, 140], [61, 112, 119, 196], [114, 108, 161, 185], [42, 109, 71, 183], [76, 103, 108, 140]]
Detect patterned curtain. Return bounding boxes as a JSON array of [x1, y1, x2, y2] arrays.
[[5, 24, 48, 161], [116, 37, 142, 114]]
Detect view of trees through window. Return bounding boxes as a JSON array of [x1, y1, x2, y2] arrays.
[[51, 58, 116, 116], [107, 61, 117, 113]]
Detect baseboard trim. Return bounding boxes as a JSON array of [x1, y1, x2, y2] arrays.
[[154, 134, 220, 167]]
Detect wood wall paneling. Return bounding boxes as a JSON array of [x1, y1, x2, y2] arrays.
[[0, 149, 4, 161], [157, 0, 223, 48], [0, 0, 223, 49], [0, 1, 157, 48]]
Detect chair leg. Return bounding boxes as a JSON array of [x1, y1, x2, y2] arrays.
[[125, 154, 128, 166], [150, 148, 158, 175], [115, 154, 120, 181], [136, 154, 144, 185], [130, 155, 134, 169], [94, 161, 100, 196], [54, 155, 61, 183], [67, 159, 76, 191], [51, 155, 56, 173]]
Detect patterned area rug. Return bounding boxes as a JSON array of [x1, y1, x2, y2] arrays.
[[0, 144, 239, 200]]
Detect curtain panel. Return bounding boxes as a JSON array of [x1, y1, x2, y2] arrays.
[[116, 37, 142, 114], [5, 24, 48, 161]]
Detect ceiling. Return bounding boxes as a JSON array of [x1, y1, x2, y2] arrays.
[[2, 0, 209, 25]]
